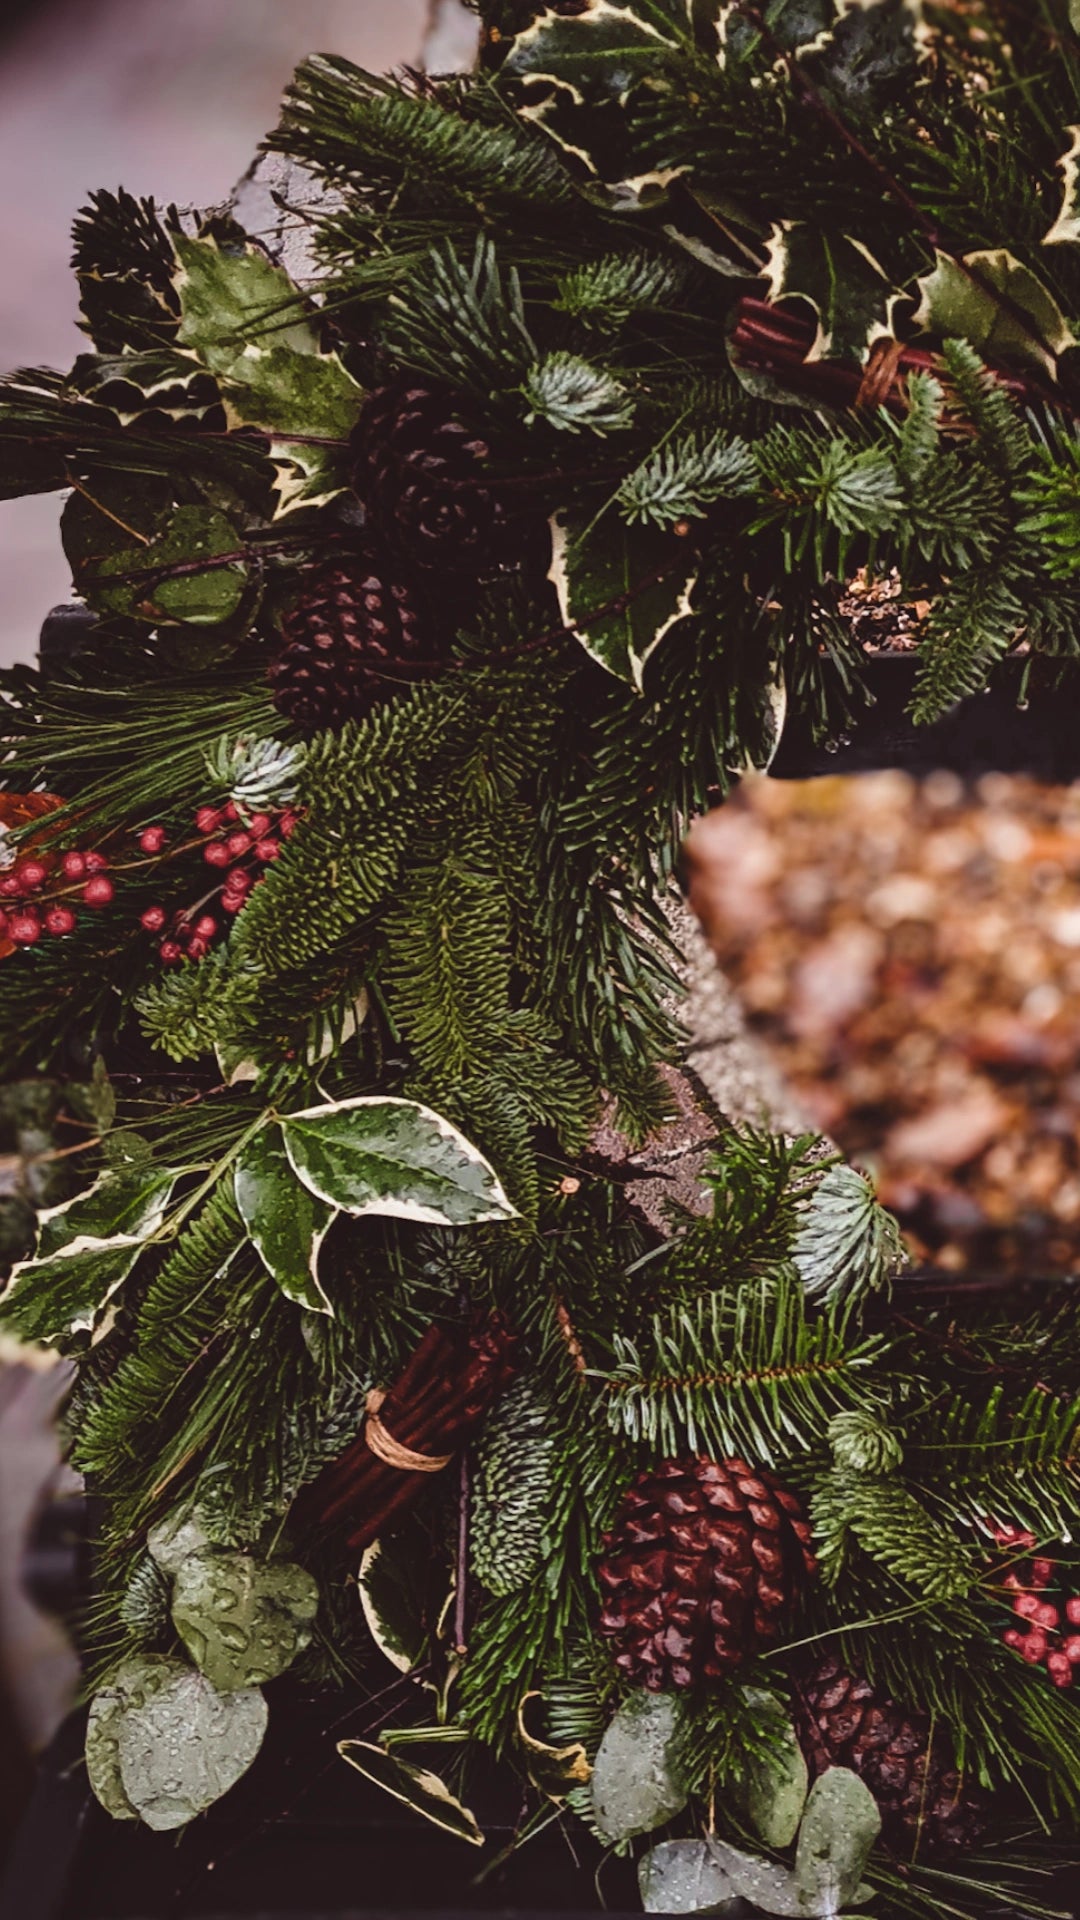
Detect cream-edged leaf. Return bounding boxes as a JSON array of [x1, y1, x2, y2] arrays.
[[234, 1122, 336, 1313], [338, 1740, 484, 1845], [280, 1097, 515, 1227], [548, 507, 695, 687]]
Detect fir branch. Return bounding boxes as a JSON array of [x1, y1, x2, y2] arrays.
[[793, 1164, 906, 1310], [617, 431, 757, 527], [600, 1277, 886, 1465]]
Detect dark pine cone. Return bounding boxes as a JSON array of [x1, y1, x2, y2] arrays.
[[268, 548, 435, 734], [793, 1654, 987, 1854], [597, 1455, 816, 1690], [351, 376, 508, 571]]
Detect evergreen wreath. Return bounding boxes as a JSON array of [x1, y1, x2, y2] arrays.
[[3, 1, 1080, 1910]]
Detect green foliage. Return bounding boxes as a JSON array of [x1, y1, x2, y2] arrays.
[[793, 1164, 905, 1310], [522, 352, 634, 436], [602, 1275, 887, 1464]]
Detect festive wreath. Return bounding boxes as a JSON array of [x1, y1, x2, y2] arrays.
[[3, 1, 1080, 1911]]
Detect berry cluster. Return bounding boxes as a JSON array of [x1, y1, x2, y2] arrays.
[[141, 800, 295, 965], [0, 846, 114, 947], [995, 1523, 1080, 1688]]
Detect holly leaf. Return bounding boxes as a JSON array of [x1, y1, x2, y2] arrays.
[[1045, 127, 1080, 248], [280, 1097, 516, 1227], [359, 1538, 429, 1674], [0, 1166, 178, 1342], [172, 233, 364, 513], [62, 478, 249, 627], [338, 1740, 484, 1845], [914, 249, 1073, 377], [66, 350, 222, 427], [234, 1122, 336, 1314], [548, 507, 695, 687], [763, 222, 902, 365], [500, 1, 685, 97], [171, 1551, 319, 1691]]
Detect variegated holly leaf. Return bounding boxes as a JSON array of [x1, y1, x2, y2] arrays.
[[1045, 127, 1080, 248], [338, 1740, 484, 1845], [501, 1, 686, 96], [280, 1097, 516, 1227], [65, 350, 223, 427], [763, 222, 903, 365], [234, 1122, 336, 1313], [0, 1166, 178, 1343], [172, 233, 364, 514], [549, 507, 695, 687], [914, 249, 1074, 377]]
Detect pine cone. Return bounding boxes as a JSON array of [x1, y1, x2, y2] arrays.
[[267, 548, 435, 734], [793, 1654, 987, 1854], [470, 1378, 555, 1597], [351, 376, 507, 570], [597, 1455, 816, 1690]]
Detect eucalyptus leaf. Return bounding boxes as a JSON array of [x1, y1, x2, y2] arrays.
[[742, 1689, 809, 1849], [794, 1768, 881, 1916], [115, 1660, 267, 1830], [338, 1739, 484, 1845], [235, 1122, 336, 1313], [706, 1840, 807, 1917], [639, 1838, 741, 1915], [170, 1550, 319, 1690], [914, 249, 1073, 377], [548, 507, 696, 688], [591, 1691, 688, 1844], [86, 1655, 177, 1821], [147, 1504, 213, 1577], [280, 1096, 515, 1227]]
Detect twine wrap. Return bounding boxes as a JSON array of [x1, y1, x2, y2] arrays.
[[364, 1387, 453, 1473]]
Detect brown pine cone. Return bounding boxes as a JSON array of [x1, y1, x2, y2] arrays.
[[597, 1455, 816, 1690], [267, 546, 436, 734], [793, 1654, 987, 1854], [351, 376, 508, 571]]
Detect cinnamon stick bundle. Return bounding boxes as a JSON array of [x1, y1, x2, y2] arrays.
[[294, 1315, 516, 1554]]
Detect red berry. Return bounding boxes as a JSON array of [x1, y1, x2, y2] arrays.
[[1031, 1558, 1056, 1589], [82, 875, 114, 907], [193, 914, 218, 940], [186, 936, 209, 960], [9, 911, 41, 945], [224, 866, 252, 894], [44, 906, 76, 935], [280, 811, 297, 838], [140, 906, 167, 932], [247, 813, 271, 838], [139, 825, 168, 854], [1033, 1602, 1061, 1630], [225, 830, 252, 858], [1048, 1651, 1073, 1687], [195, 805, 221, 835], [84, 851, 109, 873], [1002, 1571, 1023, 1591], [61, 849, 87, 879], [0, 909, 7, 937], [1065, 1636, 1080, 1663], [1067, 1597, 1080, 1627], [204, 840, 231, 868], [16, 858, 49, 890], [221, 892, 244, 915], [1003, 1628, 1027, 1651], [159, 939, 183, 964], [1020, 1630, 1049, 1663], [254, 838, 280, 863], [222, 800, 239, 823], [0, 874, 23, 898], [1014, 1592, 1040, 1620]]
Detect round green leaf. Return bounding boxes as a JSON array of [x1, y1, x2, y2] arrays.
[[170, 1550, 319, 1691]]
